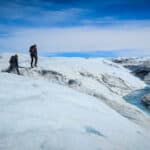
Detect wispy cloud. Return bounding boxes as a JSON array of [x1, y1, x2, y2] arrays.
[[26, 8, 87, 26], [81, 18, 150, 28]]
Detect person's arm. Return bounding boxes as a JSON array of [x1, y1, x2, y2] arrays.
[[16, 58, 19, 67], [35, 47, 37, 54], [29, 47, 31, 53]]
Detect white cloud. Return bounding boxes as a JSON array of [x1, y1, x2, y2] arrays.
[[0, 24, 150, 54], [81, 18, 150, 28]]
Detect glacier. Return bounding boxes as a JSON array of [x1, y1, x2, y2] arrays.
[[0, 53, 150, 150]]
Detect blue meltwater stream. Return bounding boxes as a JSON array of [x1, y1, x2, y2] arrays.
[[124, 84, 150, 116]]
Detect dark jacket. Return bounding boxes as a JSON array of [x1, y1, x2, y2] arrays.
[[9, 55, 18, 67], [29, 45, 37, 56]]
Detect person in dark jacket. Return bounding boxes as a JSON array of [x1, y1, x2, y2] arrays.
[[29, 44, 38, 68], [7, 54, 20, 75]]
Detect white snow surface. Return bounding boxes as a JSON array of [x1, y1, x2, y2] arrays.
[[0, 53, 150, 150]]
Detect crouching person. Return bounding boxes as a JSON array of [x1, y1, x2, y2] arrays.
[[7, 54, 20, 75]]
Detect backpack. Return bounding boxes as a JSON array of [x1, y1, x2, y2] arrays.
[[29, 45, 37, 54]]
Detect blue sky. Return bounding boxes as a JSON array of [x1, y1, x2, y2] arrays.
[[0, 0, 150, 57]]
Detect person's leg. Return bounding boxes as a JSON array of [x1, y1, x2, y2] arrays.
[[31, 55, 34, 68], [34, 55, 38, 67], [16, 66, 20, 75], [7, 65, 13, 73]]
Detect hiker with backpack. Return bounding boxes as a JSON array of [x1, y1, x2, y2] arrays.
[[29, 44, 38, 68], [7, 54, 20, 75]]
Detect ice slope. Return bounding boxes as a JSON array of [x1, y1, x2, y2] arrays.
[[0, 53, 145, 90], [0, 53, 150, 127], [0, 73, 150, 150]]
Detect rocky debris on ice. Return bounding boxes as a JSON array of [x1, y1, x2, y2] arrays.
[[112, 57, 150, 82], [142, 94, 150, 106]]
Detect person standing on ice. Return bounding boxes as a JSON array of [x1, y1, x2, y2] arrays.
[[7, 54, 20, 75], [29, 44, 38, 68]]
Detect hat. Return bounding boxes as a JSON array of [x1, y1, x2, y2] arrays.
[[15, 54, 18, 57]]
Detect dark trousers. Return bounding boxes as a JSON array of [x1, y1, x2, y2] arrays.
[[8, 65, 20, 75], [31, 54, 38, 68]]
